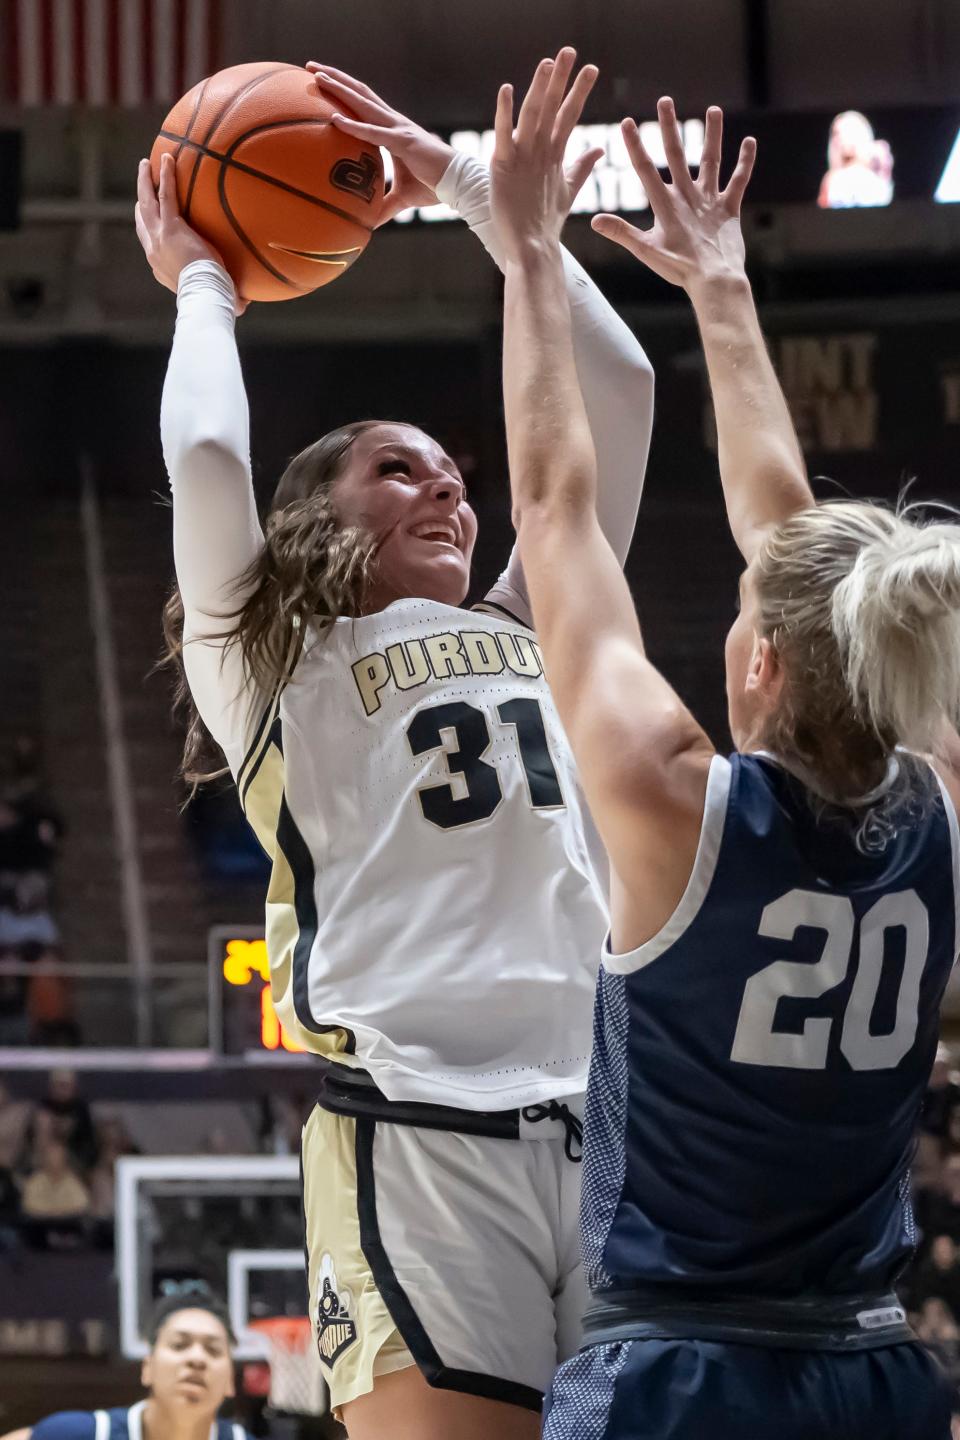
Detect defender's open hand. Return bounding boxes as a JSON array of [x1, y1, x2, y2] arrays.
[[592, 99, 756, 292], [490, 47, 602, 261]]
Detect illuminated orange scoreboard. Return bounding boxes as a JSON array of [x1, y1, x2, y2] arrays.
[[208, 926, 307, 1058]]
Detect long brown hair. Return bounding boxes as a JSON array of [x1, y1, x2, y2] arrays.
[[161, 420, 384, 789]]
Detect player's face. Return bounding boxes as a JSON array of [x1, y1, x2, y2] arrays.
[[332, 423, 478, 610], [725, 565, 781, 747], [142, 1308, 235, 1414]]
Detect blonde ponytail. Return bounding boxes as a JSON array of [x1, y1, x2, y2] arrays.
[[832, 519, 960, 754], [751, 500, 960, 822]]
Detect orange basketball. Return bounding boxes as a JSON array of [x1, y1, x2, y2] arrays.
[[150, 61, 384, 303]]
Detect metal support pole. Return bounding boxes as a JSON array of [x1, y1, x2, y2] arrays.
[[80, 457, 154, 1044]]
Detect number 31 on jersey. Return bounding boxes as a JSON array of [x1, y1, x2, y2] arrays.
[[407, 698, 564, 830]]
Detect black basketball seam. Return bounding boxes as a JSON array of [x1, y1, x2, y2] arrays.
[[176, 77, 209, 161], [222, 117, 380, 225], [184, 64, 292, 222], [216, 160, 299, 289], [159, 126, 377, 233]]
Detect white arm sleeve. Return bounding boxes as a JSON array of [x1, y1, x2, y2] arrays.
[[161, 259, 266, 769], [436, 152, 655, 627]]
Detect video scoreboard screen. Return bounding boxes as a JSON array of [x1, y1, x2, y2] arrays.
[[387, 106, 960, 222]]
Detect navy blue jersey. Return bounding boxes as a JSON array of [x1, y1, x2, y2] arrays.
[[31, 1403, 250, 1440], [582, 753, 959, 1299]]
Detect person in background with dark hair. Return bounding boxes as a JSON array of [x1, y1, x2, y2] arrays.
[[4, 1288, 251, 1440], [28, 1070, 98, 1172]]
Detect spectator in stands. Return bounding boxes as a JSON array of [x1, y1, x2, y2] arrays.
[[21, 1138, 89, 1221], [922, 1043, 960, 1139], [257, 1092, 306, 1156], [0, 1080, 27, 1167], [916, 1154, 960, 1245], [3, 735, 44, 807], [0, 1156, 21, 1258], [88, 1114, 139, 1245], [34, 1068, 97, 1169], [0, 946, 30, 1046], [0, 874, 59, 950], [947, 1105, 960, 1154], [912, 1235, 960, 1315], [27, 947, 80, 1047], [916, 1296, 960, 1338], [0, 799, 59, 876], [914, 1131, 946, 1193]]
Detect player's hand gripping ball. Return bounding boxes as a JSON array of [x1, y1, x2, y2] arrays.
[[150, 61, 385, 302]]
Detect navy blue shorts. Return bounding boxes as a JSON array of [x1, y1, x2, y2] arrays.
[[543, 1339, 952, 1440]]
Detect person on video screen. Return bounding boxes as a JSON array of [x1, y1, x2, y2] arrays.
[[818, 110, 893, 208]]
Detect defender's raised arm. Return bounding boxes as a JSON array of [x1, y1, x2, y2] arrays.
[[594, 101, 812, 561]]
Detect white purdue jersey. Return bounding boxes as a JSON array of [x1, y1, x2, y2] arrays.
[[237, 597, 607, 1109], [165, 199, 653, 1111]]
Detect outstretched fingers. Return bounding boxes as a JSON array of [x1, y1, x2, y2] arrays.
[[310, 67, 393, 125], [590, 212, 648, 261], [657, 96, 697, 200], [698, 105, 723, 194], [553, 61, 598, 155], [494, 82, 515, 160], [620, 118, 671, 211], [306, 62, 388, 109], [541, 46, 577, 131], [722, 134, 757, 212], [514, 57, 554, 147], [329, 112, 393, 146], [565, 145, 604, 202]]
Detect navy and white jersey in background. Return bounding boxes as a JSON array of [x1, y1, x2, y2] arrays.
[[30, 1403, 250, 1440], [583, 752, 959, 1299]]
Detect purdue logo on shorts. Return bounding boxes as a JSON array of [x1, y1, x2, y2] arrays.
[[315, 1254, 357, 1366]]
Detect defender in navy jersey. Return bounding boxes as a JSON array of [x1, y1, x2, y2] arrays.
[[19, 1290, 249, 1440], [493, 73, 958, 1439]]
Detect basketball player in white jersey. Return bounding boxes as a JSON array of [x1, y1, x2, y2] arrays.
[[134, 57, 649, 1440]]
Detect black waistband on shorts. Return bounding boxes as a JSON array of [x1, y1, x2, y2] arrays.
[[314, 1059, 583, 1157], [316, 1059, 521, 1137], [582, 1286, 915, 1352]]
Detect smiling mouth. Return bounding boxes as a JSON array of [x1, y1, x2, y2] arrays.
[[409, 523, 460, 548]]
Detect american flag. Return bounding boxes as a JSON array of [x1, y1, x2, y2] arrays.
[[3, 0, 222, 107]]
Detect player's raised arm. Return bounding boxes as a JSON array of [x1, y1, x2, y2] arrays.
[[493, 52, 714, 948], [311, 61, 655, 625], [593, 101, 812, 564], [136, 154, 265, 764]]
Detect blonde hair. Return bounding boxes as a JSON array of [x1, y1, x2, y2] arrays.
[[751, 500, 960, 826]]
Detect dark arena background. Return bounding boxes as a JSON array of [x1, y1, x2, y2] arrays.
[[2, 0, 960, 1434]]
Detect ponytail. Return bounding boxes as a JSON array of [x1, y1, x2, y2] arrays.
[[752, 500, 960, 823], [832, 519, 960, 754]]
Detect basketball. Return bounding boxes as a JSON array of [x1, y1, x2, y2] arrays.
[[150, 61, 384, 302]]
